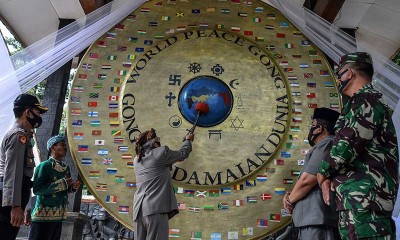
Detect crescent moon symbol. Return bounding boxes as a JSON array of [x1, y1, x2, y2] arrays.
[[229, 79, 240, 89]]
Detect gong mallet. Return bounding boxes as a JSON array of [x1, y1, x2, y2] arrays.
[[183, 102, 209, 141]]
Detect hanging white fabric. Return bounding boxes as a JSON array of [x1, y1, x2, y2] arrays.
[[1, 0, 399, 150], [0, 32, 20, 139], [0, 0, 146, 142], [267, 0, 400, 217], [268, 0, 400, 109]]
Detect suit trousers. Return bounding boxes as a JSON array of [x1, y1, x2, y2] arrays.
[[28, 221, 62, 240], [298, 225, 340, 240], [134, 211, 169, 240], [0, 179, 31, 240]]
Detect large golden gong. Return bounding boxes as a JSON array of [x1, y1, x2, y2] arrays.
[[67, 0, 340, 239]]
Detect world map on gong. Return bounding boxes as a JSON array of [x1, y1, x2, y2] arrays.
[[178, 76, 234, 127]]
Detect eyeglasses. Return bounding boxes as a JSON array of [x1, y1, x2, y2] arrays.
[[335, 68, 349, 79]]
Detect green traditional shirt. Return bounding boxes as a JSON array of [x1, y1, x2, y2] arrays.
[[319, 83, 398, 213], [31, 157, 73, 222]]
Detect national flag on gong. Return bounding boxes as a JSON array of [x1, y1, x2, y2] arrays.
[[257, 219, 268, 227], [307, 92, 316, 98], [260, 193, 272, 200], [233, 184, 243, 191], [256, 175, 267, 182], [275, 188, 286, 195], [270, 213, 282, 222], [185, 190, 195, 197], [78, 145, 88, 152], [233, 199, 244, 207], [169, 229, 180, 238], [209, 190, 220, 197], [89, 171, 100, 178], [276, 32, 285, 38], [106, 195, 117, 203], [118, 205, 129, 213], [89, 53, 98, 60]]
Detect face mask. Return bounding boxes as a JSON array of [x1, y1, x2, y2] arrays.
[[27, 110, 42, 128], [339, 79, 350, 93], [152, 137, 161, 148], [307, 126, 322, 147], [337, 69, 351, 94]]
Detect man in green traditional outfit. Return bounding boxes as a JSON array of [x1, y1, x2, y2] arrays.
[[28, 135, 80, 240]]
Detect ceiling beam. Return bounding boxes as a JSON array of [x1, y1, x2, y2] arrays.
[[0, 12, 26, 48], [79, 0, 106, 14], [304, 0, 345, 23]]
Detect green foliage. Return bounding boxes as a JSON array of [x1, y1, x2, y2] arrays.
[[4, 36, 22, 54], [392, 51, 400, 66]]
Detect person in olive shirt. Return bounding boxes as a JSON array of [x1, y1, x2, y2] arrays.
[[317, 52, 398, 240], [0, 93, 48, 240], [28, 135, 80, 240]]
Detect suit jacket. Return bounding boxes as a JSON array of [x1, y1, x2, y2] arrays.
[[292, 136, 338, 228], [133, 140, 192, 221]]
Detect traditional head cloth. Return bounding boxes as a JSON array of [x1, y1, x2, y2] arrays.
[[47, 134, 66, 151], [313, 107, 340, 124], [335, 52, 373, 74], [134, 128, 159, 162]]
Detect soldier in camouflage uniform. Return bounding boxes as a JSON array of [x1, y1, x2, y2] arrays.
[[0, 94, 48, 240], [317, 52, 398, 240]]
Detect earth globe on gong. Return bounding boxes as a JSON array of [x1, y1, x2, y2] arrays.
[[178, 76, 234, 127]]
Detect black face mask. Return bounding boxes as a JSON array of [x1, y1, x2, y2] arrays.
[[152, 137, 161, 148], [307, 125, 322, 147], [339, 79, 350, 93], [27, 110, 42, 128], [337, 69, 352, 94]]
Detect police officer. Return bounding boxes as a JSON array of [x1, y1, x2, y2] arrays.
[[0, 93, 48, 240], [317, 52, 398, 240]]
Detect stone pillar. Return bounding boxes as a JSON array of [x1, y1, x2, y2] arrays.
[[61, 212, 90, 240], [35, 18, 76, 162], [34, 18, 86, 237]]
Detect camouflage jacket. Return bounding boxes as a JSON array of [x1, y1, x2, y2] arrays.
[[319, 83, 398, 213]]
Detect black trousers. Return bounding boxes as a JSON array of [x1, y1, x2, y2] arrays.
[[28, 221, 62, 240], [0, 181, 31, 240]]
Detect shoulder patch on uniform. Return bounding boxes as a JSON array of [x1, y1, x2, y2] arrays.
[[19, 134, 27, 144]]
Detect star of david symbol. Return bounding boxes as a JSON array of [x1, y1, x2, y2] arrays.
[[230, 116, 244, 131], [188, 62, 201, 74]]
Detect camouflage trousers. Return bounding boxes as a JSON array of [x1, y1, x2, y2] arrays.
[[338, 209, 395, 240]]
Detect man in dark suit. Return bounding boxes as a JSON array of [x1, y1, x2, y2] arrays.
[[133, 128, 194, 240]]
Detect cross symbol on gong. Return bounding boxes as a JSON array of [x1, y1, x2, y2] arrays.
[[165, 92, 176, 107]]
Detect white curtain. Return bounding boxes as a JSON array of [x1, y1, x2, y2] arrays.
[[1, 0, 399, 171], [1, 0, 399, 218], [268, 0, 400, 216], [0, 0, 146, 142], [0, 32, 19, 138]]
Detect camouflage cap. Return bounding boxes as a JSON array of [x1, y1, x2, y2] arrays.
[[335, 52, 373, 73]]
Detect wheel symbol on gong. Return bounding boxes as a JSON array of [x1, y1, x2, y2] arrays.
[[188, 62, 202, 74]]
